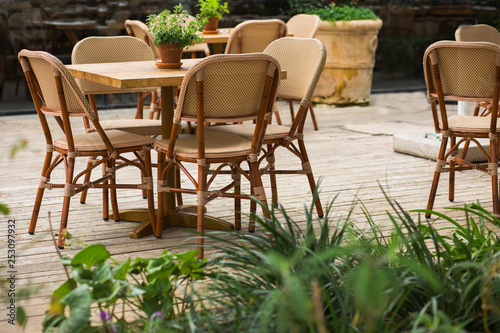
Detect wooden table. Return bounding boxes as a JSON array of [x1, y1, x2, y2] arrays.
[[198, 28, 233, 54], [67, 59, 234, 238]]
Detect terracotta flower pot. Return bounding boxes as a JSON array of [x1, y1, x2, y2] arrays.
[[203, 17, 220, 33], [156, 42, 183, 68]]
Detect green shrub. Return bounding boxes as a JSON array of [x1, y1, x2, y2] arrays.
[[308, 3, 379, 22]]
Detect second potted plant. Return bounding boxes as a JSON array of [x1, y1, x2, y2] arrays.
[[147, 4, 205, 68], [198, 0, 230, 34]]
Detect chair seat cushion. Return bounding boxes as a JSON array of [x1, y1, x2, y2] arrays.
[[208, 123, 290, 140], [447, 115, 500, 133], [97, 119, 162, 136], [155, 130, 252, 158], [54, 130, 154, 152]]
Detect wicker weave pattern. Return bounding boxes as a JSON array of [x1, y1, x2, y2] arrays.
[[286, 14, 321, 39], [177, 54, 279, 121], [72, 36, 158, 94], [156, 130, 251, 157], [264, 37, 326, 102], [55, 130, 154, 151], [225, 19, 287, 54], [98, 119, 162, 136], [424, 41, 500, 100], [209, 123, 289, 140], [20, 51, 97, 119]]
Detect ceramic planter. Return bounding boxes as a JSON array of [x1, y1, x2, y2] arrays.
[[313, 19, 383, 105]]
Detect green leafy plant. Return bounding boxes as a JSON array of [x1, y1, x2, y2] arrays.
[[307, 3, 379, 22], [42, 244, 205, 332], [198, 0, 229, 20], [146, 4, 204, 48]]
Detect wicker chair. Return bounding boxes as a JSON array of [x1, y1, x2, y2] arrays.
[[224, 19, 287, 54], [209, 37, 326, 218], [154, 53, 281, 258], [278, 14, 322, 130], [71, 36, 162, 134], [423, 41, 500, 217], [19, 49, 156, 248]]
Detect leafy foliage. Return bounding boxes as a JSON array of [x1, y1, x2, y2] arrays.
[[41, 191, 500, 332], [308, 3, 379, 22], [43, 245, 205, 332], [146, 4, 204, 48], [198, 0, 230, 20]]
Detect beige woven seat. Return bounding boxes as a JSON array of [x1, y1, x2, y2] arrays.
[[423, 41, 500, 217], [277, 14, 322, 130], [154, 53, 281, 259], [224, 19, 287, 54], [71, 36, 162, 135], [19, 49, 156, 249], [209, 37, 326, 217]]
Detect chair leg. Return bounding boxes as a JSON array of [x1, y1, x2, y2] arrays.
[[109, 160, 120, 222], [448, 137, 456, 202], [309, 101, 319, 131], [144, 149, 157, 236], [79, 157, 94, 204], [175, 164, 183, 206], [197, 161, 207, 259], [426, 137, 448, 219], [288, 100, 295, 121], [490, 138, 500, 215], [58, 156, 76, 249], [29, 151, 53, 235], [233, 167, 241, 230], [156, 152, 165, 237], [267, 146, 279, 208], [102, 163, 109, 221], [135, 92, 144, 119], [249, 160, 271, 223], [297, 138, 324, 218]]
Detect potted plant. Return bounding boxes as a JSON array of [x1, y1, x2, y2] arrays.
[[305, 2, 382, 105], [197, 0, 230, 34], [147, 4, 205, 68]]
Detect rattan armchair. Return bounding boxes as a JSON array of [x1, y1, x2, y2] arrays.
[[423, 41, 500, 217], [154, 53, 281, 258], [224, 19, 287, 54], [19, 49, 156, 248], [209, 37, 326, 218]]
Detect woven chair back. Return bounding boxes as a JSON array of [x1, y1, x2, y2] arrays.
[[18, 49, 95, 119], [455, 24, 500, 45], [125, 19, 161, 58], [424, 41, 500, 103], [176, 53, 280, 124], [263, 37, 326, 105], [286, 14, 321, 38], [71, 36, 157, 94], [225, 19, 287, 54]]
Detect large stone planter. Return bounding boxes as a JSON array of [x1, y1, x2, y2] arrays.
[[313, 19, 383, 105]]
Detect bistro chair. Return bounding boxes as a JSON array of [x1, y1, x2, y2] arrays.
[[71, 36, 162, 134], [154, 53, 281, 258], [278, 14, 322, 130], [224, 19, 287, 54], [210, 37, 326, 218], [72, 36, 162, 203], [422, 41, 500, 217], [19, 49, 156, 248]]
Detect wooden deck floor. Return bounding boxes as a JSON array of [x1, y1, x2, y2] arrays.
[[1, 92, 498, 331]]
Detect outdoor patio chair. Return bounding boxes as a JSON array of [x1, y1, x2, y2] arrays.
[[154, 53, 281, 258], [277, 14, 322, 130], [71, 36, 162, 135], [72, 36, 162, 203], [210, 37, 326, 218], [423, 40, 500, 217], [224, 19, 287, 54], [19, 49, 156, 248]]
